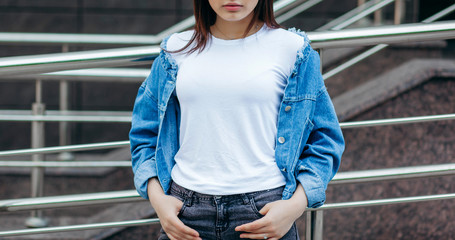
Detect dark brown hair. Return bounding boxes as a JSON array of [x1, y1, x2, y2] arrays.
[[172, 0, 282, 54]]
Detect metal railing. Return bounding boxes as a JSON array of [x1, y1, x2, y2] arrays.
[[0, 113, 453, 237], [0, 21, 454, 77], [0, 113, 453, 158], [1, 162, 455, 212], [0, 140, 129, 157], [1, 162, 455, 237], [7, 68, 149, 82], [0, 161, 131, 168], [3, 192, 455, 237], [0, 218, 160, 237]]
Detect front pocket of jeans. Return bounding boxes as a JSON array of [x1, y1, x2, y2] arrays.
[[178, 203, 187, 216], [177, 196, 191, 216], [249, 197, 265, 218], [169, 191, 187, 216]]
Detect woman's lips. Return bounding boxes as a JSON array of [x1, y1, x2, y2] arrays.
[[223, 4, 242, 11]]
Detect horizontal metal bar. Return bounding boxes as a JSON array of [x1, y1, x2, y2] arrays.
[[339, 113, 455, 129], [0, 113, 451, 157], [0, 33, 162, 46], [0, 190, 141, 212], [40, 68, 148, 81], [1, 192, 454, 237], [0, 114, 132, 123], [0, 45, 161, 76], [310, 20, 455, 49], [1, 21, 454, 77], [0, 110, 132, 117], [0, 161, 131, 168], [315, 192, 455, 211], [3, 68, 149, 82], [1, 162, 454, 212], [0, 141, 129, 157], [331, 163, 455, 184], [0, 218, 159, 237], [1, 111, 452, 127]]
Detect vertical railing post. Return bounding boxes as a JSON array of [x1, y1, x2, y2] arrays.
[[312, 211, 324, 240], [306, 211, 313, 240], [374, 0, 383, 25], [58, 44, 74, 161], [25, 79, 48, 228], [394, 0, 405, 25], [306, 211, 324, 240]]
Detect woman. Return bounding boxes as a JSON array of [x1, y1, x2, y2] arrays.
[[129, 0, 344, 239]]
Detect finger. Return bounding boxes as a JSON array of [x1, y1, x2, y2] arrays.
[[168, 231, 201, 240], [168, 232, 201, 240], [259, 203, 271, 216], [172, 220, 200, 237], [165, 216, 200, 239], [176, 222, 200, 237], [235, 217, 269, 232], [167, 228, 201, 240]]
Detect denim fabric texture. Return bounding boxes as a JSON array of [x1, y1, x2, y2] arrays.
[[129, 29, 345, 208], [158, 182, 299, 240]]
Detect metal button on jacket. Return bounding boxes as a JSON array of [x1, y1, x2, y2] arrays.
[[278, 137, 285, 144], [285, 106, 291, 112]]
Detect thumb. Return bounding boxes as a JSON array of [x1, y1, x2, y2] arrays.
[[259, 203, 271, 216]]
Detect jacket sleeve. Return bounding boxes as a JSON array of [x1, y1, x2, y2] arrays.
[[295, 50, 345, 208], [129, 58, 162, 200]]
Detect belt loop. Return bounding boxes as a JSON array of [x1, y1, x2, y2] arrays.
[[186, 190, 194, 207], [241, 194, 249, 205]]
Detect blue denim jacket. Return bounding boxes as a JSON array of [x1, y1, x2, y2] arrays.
[[129, 29, 344, 208]]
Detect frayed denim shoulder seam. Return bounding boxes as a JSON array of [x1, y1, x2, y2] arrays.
[[287, 27, 310, 45], [287, 28, 313, 76], [158, 34, 178, 79]]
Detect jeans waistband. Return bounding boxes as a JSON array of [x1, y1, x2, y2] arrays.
[[170, 181, 284, 202]]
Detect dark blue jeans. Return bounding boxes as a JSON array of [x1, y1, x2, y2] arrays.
[[158, 182, 299, 240]]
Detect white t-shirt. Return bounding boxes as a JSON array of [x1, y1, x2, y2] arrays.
[[167, 25, 304, 195]]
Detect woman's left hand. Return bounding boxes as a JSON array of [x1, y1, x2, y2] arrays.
[[235, 185, 308, 240]]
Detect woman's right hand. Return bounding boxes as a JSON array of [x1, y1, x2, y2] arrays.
[[148, 178, 201, 240]]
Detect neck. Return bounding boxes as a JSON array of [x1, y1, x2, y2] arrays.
[[211, 14, 263, 40]]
